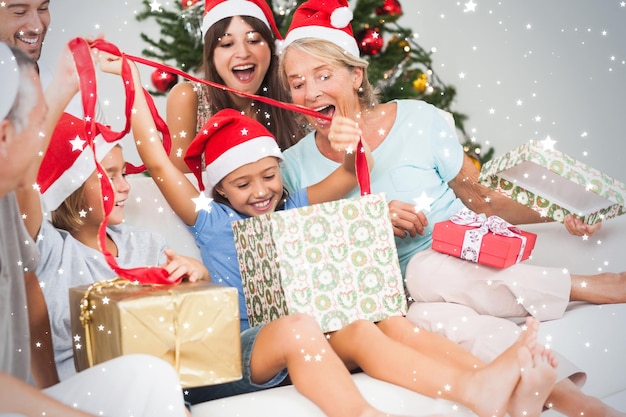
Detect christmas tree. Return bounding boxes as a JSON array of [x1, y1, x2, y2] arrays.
[[136, 0, 493, 165]]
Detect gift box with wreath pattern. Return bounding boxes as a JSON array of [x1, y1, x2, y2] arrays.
[[232, 193, 407, 333]]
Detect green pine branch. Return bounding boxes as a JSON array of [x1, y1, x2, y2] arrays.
[[136, 0, 203, 73]]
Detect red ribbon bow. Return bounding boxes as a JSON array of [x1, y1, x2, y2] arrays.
[[449, 208, 527, 263]]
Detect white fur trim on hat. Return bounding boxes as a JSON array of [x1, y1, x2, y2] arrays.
[[0, 43, 19, 121], [205, 135, 283, 193], [280, 25, 360, 57], [41, 136, 118, 212], [202, 0, 270, 39]]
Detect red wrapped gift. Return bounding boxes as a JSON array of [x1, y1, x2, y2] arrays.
[[432, 209, 537, 268]]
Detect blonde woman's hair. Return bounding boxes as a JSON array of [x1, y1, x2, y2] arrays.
[[279, 38, 380, 109]]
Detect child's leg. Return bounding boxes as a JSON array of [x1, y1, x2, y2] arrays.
[[328, 317, 542, 417], [376, 316, 486, 370], [250, 313, 408, 417]]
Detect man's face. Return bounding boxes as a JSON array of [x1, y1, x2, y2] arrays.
[[0, 0, 50, 61]]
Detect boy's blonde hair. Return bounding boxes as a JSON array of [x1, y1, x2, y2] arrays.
[[51, 184, 87, 233]]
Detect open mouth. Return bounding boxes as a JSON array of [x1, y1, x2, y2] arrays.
[[233, 64, 256, 82], [114, 200, 126, 207], [313, 105, 336, 124], [252, 198, 272, 210]]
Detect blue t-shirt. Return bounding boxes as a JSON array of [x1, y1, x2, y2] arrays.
[[188, 189, 309, 330], [281, 100, 466, 276]]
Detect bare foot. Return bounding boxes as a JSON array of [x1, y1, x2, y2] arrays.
[[508, 344, 558, 417], [457, 317, 540, 417], [571, 272, 626, 303]]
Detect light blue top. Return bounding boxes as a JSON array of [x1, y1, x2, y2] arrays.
[[188, 189, 309, 330], [281, 100, 466, 276]]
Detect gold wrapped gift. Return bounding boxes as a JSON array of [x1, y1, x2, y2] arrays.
[[69, 279, 241, 388]]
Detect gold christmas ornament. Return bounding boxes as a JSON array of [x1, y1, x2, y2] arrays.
[[413, 73, 429, 93]]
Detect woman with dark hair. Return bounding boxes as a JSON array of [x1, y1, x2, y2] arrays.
[[166, 0, 306, 173]]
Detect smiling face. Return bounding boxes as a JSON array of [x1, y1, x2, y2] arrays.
[[215, 156, 283, 218], [211, 16, 271, 103], [81, 146, 130, 227], [282, 46, 362, 135], [0, 0, 50, 61]]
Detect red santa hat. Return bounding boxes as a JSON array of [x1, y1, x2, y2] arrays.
[[38, 112, 120, 211], [280, 0, 359, 57], [184, 108, 283, 195], [201, 0, 282, 41], [0, 43, 20, 121]]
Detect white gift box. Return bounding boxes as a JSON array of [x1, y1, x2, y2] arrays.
[[478, 139, 626, 225]]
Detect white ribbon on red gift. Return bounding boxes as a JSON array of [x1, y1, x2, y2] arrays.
[[449, 208, 527, 264]]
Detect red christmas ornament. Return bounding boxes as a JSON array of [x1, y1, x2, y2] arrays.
[[151, 68, 178, 93], [356, 28, 384, 56], [375, 0, 403, 17], [181, 0, 201, 9]]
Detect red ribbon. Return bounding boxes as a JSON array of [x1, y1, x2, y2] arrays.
[[89, 38, 371, 196], [68, 37, 176, 285]]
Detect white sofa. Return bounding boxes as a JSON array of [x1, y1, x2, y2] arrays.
[[124, 174, 626, 417]]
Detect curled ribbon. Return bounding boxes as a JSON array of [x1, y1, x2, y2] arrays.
[[68, 37, 175, 285], [449, 208, 527, 264]]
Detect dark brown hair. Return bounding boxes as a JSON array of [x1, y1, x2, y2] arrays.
[[203, 16, 307, 150]]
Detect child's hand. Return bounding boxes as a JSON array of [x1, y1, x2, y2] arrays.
[[95, 50, 123, 75], [328, 116, 361, 153], [160, 248, 209, 283], [95, 50, 139, 78]]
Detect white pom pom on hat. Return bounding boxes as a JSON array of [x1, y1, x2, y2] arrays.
[[330, 6, 353, 29], [280, 0, 360, 57]]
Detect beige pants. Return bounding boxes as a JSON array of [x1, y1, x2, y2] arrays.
[[405, 249, 586, 387]]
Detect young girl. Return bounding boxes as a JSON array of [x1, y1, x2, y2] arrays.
[[98, 50, 557, 417], [17, 112, 209, 380], [166, 0, 305, 173]]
